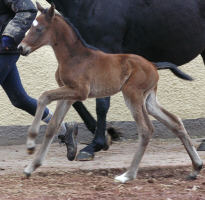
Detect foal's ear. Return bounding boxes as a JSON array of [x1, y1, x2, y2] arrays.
[[36, 2, 45, 13], [46, 3, 55, 20]]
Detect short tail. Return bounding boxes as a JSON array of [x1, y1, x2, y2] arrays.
[[153, 62, 193, 81]]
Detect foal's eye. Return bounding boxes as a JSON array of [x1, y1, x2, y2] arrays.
[[36, 27, 43, 33]]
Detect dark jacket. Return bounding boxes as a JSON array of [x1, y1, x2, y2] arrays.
[[0, 0, 37, 54]]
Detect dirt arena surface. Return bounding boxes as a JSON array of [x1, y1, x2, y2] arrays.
[[0, 139, 205, 200]]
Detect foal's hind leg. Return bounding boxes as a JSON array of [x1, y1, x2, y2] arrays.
[[146, 91, 203, 179], [198, 50, 205, 151], [24, 100, 72, 177], [115, 90, 154, 183]]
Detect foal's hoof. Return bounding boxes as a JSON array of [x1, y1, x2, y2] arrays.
[[186, 172, 198, 181], [76, 151, 94, 161], [115, 171, 136, 183], [186, 167, 202, 181], [64, 122, 78, 161], [197, 140, 205, 151], [23, 169, 31, 178], [115, 172, 133, 184], [27, 147, 35, 155]]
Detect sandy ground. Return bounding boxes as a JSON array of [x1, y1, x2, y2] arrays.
[[0, 139, 205, 200]]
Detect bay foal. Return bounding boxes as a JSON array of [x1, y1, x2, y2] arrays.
[[18, 3, 202, 183]]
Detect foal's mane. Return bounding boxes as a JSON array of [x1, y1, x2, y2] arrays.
[[55, 13, 98, 51]]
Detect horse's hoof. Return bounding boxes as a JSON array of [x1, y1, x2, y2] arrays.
[[103, 132, 112, 151], [107, 127, 122, 141], [76, 151, 94, 161], [63, 122, 78, 161], [197, 140, 205, 151], [27, 147, 35, 155]]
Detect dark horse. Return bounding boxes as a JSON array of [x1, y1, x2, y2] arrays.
[[46, 0, 205, 160]]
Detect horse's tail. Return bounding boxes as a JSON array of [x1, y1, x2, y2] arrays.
[[153, 62, 193, 81]]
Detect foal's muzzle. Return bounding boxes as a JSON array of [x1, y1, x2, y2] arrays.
[[17, 43, 31, 56]]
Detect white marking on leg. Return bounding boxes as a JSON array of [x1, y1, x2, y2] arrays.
[[121, 91, 153, 183], [26, 138, 36, 150], [115, 172, 131, 183], [24, 163, 35, 176]]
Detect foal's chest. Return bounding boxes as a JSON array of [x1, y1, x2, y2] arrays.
[[58, 62, 89, 87]]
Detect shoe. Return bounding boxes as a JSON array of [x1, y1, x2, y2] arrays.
[[197, 139, 205, 151], [59, 122, 78, 161]]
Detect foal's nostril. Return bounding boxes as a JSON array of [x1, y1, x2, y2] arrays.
[[17, 45, 23, 54]]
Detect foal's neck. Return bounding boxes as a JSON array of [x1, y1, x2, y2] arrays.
[[52, 15, 90, 63]]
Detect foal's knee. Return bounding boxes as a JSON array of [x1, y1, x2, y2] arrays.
[[46, 121, 58, 139], [140, 128, 153, 146], [172, 121, 186, 136], [38, 92, 50, 106], [140, 134, 150, 146]]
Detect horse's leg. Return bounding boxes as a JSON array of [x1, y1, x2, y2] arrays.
[[24, 100, 72, 177], [93, 97, 111, 149], [73, 101, 121, 136], [115, 89, 154, 183], [76, 97, 111, 161], [146, 90, 203, 179], [72, 101, 97, 134], [201, 50, 205, 64], [197, 50, 205, 151]]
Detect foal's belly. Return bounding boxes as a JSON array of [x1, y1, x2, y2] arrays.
[[88, 84, 121, 98]]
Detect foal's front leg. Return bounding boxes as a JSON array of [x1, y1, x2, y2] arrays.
[[24, 100, 72, 177], [27, 92, 52, 154], [27, 86, 83, 154]]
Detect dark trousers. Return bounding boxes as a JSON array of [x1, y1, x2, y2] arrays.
[[0, 54, 49, 119]]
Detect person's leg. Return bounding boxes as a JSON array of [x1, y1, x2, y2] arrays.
[[0, 54, 20, 84], [1, 56, 50, 121]]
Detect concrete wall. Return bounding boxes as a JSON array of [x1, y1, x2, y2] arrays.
[[0, 0, 205, 126]]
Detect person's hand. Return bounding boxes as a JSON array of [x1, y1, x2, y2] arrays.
[[1, 36, 16, 51]]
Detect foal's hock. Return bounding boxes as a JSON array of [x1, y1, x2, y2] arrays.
[[18, 3, 202, 183]]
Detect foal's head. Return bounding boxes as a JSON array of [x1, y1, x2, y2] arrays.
[[18, 2, 56, 56]]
